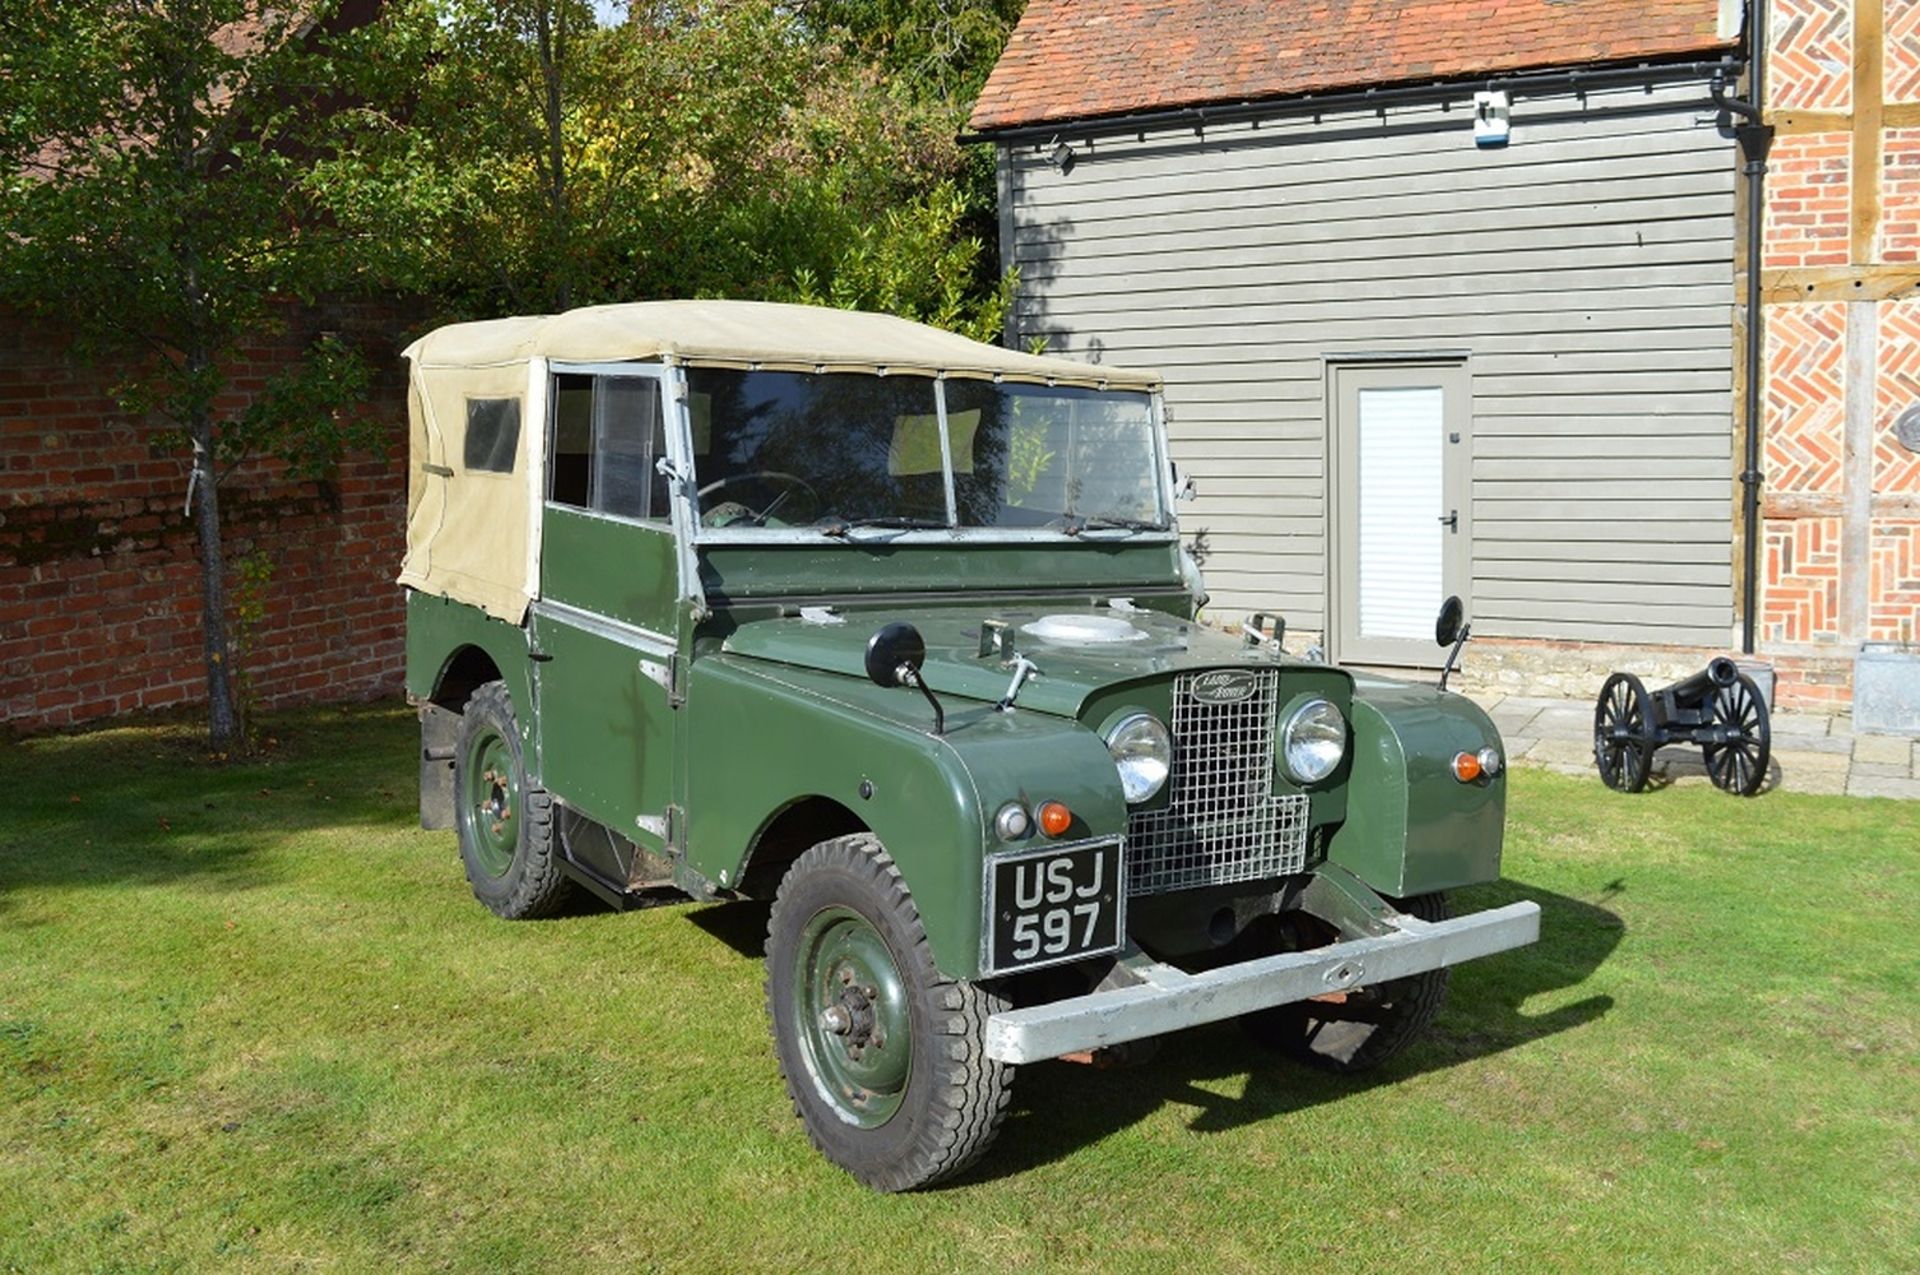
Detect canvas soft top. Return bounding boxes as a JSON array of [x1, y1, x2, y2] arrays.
[[396, 301, 1162, 623], [402, 299, 1161, 389]]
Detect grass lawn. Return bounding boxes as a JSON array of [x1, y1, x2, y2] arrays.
[[3, 703, 1917, 1272]]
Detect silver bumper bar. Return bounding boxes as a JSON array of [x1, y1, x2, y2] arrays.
[[982, 900, 1542, 1065]]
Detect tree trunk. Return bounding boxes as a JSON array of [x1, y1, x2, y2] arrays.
[[535, 2, 571, 311], [190, 407, 239, 752]]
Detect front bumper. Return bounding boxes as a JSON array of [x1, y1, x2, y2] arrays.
[[981, 899, 1542, 1064]]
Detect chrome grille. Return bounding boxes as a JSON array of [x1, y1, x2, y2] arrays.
[[1126, 668, 1311, 896]]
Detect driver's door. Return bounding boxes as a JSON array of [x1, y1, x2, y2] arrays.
[[532, 367, 681, 881]]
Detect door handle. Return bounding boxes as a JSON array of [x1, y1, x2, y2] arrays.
[[1438, 510, 1458, 532]]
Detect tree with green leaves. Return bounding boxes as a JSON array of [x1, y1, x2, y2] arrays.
[[0, 1, 384, 751], [361, 0, 1015, 337], [796, 0, 1025, 103]]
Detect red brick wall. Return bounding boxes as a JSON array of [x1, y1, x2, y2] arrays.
[[1884, 129, 1920, 262], [0, 302, 413, 733], [1764, 133, 1854, 268]]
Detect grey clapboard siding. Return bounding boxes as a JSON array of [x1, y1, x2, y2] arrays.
[[1001, 80, 1736, 645]]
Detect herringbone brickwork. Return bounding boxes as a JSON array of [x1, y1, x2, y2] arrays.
[[1770, 0, 1853, 111], [1766, 132, 1854, 268], [1764, 516, 1843, 641], [1878, 300, 1920, 492], [1761, 1, 1920, 671], [1766, 302, 1849, 492], [1885, 129, 1920, 263], [1889, 0, 1920, 103], [1869, 521, 1920, 641]]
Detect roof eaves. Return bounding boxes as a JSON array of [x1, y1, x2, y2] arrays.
[[965, 46, 1744, 140]]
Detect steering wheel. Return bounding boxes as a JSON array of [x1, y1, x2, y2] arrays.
[[696, 470, 820, 526]]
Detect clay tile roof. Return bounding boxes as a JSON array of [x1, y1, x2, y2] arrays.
[[968, 0, 1738, 133]]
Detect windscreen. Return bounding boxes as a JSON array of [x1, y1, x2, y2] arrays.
[[942, 380, 1164, 529], [685, 368, 1166, 533]]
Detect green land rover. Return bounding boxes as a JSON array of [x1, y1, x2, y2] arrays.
[[401, 300, 1540, 1191]]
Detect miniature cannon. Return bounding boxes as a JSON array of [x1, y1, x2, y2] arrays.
[[1592, 658, 1771, 796]]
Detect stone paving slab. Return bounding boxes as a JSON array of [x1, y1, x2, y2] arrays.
[[1769, 751, 1853, 796], [1853, 735, 1913, 767], [1488, 710, 1545, 738], [1768, 733, 1854, 755], [1770, 715, 1834, 739], [1849, 761, 1912, 780], [1523, 706, 1595, 737], [1848, 774, 1920, 800], [1523, 737, 1597, 768], [1495, 696, 1572, 714]]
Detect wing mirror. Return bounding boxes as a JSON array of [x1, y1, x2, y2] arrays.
[[1169, 461, 1196, 502], [865, 622, 945, 735], [1435, 595, 1470, 691]]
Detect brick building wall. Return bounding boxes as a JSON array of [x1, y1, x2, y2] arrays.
[[1761, 0, 1920, 707], [0, 302, 413, 734]]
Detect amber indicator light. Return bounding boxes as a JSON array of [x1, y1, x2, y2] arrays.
[[1452, 751, 1483, 783], [1037, 801, 1073, 837]]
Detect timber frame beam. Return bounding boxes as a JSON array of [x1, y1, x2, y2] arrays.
[[1759, 266, 1920, 304]]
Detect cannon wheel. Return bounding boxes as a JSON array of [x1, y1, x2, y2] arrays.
[[1704, 674, 1771, 797], [1593, 672, 1655, 793]]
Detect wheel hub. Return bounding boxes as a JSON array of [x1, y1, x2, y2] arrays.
[[794, 908, 910, 1127], [462, 732, 519, 877], [819, 972, 887, 1056]]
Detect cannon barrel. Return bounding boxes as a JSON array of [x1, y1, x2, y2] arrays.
[[1663, 657, 1740, 707]]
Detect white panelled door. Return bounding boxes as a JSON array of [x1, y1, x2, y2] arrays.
[[1331, 363, 1470, 666]]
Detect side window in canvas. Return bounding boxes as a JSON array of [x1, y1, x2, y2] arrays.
[[465, 397, 522, 473], [547, 373, 668, 522]]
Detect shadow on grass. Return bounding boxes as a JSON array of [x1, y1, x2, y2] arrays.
[[954, 876, 1623, 1186], [686, 899, 773, 955], [682, 876, 1621, 1186], [0, 702, 419, 913]]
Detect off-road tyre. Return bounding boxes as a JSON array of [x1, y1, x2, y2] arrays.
[[766, 834, 1012, 1191], [453, 681, 573, 919], [1241, 892, 1452, 1075]]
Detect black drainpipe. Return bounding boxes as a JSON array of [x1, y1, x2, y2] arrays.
[[1713, 63, 1772, 657]]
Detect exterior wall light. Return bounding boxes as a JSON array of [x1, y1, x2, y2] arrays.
[[1473, 90, 1511, 148]]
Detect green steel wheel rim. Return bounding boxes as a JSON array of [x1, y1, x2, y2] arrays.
[[792, 905, 912, 1129], [462, 728, 518, 878]]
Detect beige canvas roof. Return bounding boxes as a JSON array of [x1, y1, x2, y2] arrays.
[[396, 301, 1162, 623], [402, 299, 1162, 389]]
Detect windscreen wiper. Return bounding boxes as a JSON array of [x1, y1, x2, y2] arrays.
[[1057, 514, 1163, 536], [818, 515, 950, 538]]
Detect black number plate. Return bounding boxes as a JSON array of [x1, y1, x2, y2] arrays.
[[985, 840, 1123, 974]]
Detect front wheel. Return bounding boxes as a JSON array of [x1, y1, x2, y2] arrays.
[[1704, 673, 1770, 796], [1240, 892, 1452, 1074], [1594, 671, 1655, 793], [765, 835, 1011, 1191]]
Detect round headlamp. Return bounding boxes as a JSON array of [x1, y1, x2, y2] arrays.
[[1280, 697, 1346, 785], [1104, 712, 1171, 804]]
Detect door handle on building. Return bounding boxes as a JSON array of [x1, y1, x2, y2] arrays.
[[1438, 510, 1458, 532]]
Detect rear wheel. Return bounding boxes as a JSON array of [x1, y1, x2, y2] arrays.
[[454, 681, 572, 919], [766, 835, 1011, 1191], [1240, 892, 1452, 1074]]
